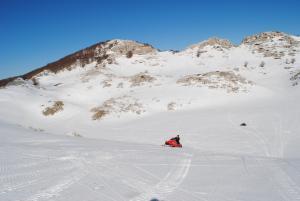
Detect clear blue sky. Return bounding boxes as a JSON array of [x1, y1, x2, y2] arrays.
[[0, 0, 299, 79]]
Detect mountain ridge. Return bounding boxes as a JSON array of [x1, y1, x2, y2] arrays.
[[0, 31, 299, 88]]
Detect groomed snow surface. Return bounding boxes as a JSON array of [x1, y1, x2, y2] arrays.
[[1, 99, 300, 201], [1, 34, 300, 201]]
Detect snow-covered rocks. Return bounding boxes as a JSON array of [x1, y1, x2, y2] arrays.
[[108, 39, 156, 55], [242, 31, 297, 46], [5, 77, 28, 87], [91, 96, 144, 120], [177, 71, 253, 92], [189, 37, 234, 50], [129, 72, 156, 87], [242, 31, 299, 59], [182, 37, 235, 59]]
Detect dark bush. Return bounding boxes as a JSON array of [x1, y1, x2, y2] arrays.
[[126, 51, 133, 58]]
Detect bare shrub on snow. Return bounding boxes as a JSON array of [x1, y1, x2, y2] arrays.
[[290, 71, 300, 86], [167, 102, 177, 111], [32, 78, 39, 86], [102, 79, 112, 88], [117, 82, 124, 88], [126, 51, 133, 58], [72, 132, 82, 137], [90, 108, 108, 120], [29, 126, 44, 132], [285, 59, 290, 64], [43, 101, 64, 116], [291, 58, 296, 64], [129, 72, 156, 87]]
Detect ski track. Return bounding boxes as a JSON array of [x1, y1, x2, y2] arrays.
[[130, 155, 192, 201], [271, 165, 300, 201], [227, 113, 271, 157]]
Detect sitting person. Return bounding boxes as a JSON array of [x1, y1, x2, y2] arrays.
[[171, 135, 180, 144]]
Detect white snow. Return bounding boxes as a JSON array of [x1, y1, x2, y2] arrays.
[[1, 33, 300, 201]]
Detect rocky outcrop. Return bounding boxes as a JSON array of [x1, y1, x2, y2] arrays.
[[91, 96, 144, 120], [188, 38, 234, 50], [242, 31, 297, 45], [242, 31, 299, 59], [177, 71, 253, 93], [108, 40, 156, 55]]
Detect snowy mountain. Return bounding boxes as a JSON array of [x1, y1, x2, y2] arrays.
[[1, 31, 300, 201]]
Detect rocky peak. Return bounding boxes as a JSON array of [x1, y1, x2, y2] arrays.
[[188, 37, 234, 50], [77, 39, 156, 67], [106, 40, 156, 55], [242, 31, 297, 46]]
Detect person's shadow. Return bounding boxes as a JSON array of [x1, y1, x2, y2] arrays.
[[150, 198, 159, 201]]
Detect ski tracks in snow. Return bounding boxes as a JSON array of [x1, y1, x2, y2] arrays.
[[23, 155, 87, 201], [130, 154, 192, 201], [227, 113, 271, 157], [270, 164, 300, 201]]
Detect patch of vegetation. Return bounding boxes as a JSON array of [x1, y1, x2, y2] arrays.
[[130, 72, 156, 87], [126, 51, 133, 58], [90, 108, 108, 120], [43, 101, 64, 116]]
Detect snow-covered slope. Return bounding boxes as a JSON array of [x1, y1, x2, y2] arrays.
[[2, 120, 300, 201], [1, 31, 300, 201]]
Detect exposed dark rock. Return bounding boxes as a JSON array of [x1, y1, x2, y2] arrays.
[[240, 123, 247, 126]]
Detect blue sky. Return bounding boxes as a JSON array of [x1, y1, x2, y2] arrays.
[[0, 0, 300, 79]]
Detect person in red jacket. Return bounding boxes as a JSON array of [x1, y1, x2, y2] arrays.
[[165, 134, 182, 147], [171, 135, 180, 145]]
